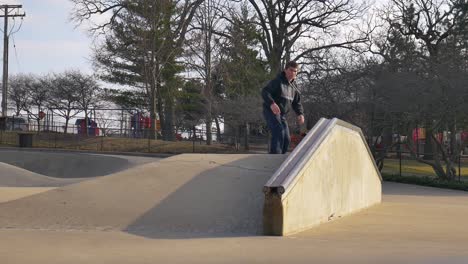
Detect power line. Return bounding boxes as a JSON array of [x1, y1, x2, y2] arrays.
[[0, 4, 25, 117], [11, 35, 21, 72]]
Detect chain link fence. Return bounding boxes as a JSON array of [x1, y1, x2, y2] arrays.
[[0, 114, 271, 154], [376, 142, 468, 181]]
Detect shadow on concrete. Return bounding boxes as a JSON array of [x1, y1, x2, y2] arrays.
[[124, 155, 281, 239], [0, 162, 86, 187]]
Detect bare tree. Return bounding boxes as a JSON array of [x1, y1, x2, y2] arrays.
[[47, 71, 83, 133], [71, 71, 102, 136], [25, 75, 50, 132], [243, 0, 370, 74], [212, 4, 270, 148], [8, 74, 31, 116], [370, 0, 468, 180], [70, 0, 129, 35], [93, 110, 119, 136], [185, 0, 226, 144], [70, 0, 204, 141]]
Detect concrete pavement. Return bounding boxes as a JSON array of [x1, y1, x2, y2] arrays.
[[1, 150, 468, 263]]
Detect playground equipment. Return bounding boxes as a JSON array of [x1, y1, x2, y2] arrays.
[[75, 118, 100, 136]]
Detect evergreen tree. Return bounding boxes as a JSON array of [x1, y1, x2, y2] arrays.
[[213, 5, 269, 146], [74, 0, 203, 140]]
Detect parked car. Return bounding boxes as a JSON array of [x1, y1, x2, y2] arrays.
[[0, 116, 29, 131]]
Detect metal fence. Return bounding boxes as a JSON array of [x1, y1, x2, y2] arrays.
[[377, 144, 468, 181], [0, 122, 271, 154], [3, 116, 467, 180], [0, 111, 276, 153]]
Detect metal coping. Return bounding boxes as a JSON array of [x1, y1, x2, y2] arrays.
[[263, 117, 382, 196]]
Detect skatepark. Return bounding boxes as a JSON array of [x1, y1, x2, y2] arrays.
[[1, 118, 468, 263]]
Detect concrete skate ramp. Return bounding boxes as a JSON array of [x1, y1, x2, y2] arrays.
[[0, 149, 135, 178], [263, 118, 382, 235], [0, 187, 57, 203], [0, 154, 286, 238], [0, 162, 83, 187]]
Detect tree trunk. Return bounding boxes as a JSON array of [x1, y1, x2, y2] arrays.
[[165, 99, 175, 141], [269, 45, 283, 75], [214, 116, 221, 142], [149, 77, 157, 140], [64, 117, 69, 134], [192, 125, 197, 140], [423, 118, 433, 160], [205, 119, 212, 145], [244, 121, 249, 150], [156, 79, 166, 140], [432, 150, 447, 179]]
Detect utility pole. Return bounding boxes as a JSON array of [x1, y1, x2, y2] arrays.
[[0, 5, 25, 117]]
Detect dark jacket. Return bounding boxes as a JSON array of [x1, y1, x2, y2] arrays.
[[261, 72, 304, 116]]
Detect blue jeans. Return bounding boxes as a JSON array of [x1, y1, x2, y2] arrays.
[[263, 109, 290, 154]]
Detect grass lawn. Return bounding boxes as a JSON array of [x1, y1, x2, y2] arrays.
[[0, 131, 262, 154], [382, 158, 468, 178], [381, 158, 468, 191]]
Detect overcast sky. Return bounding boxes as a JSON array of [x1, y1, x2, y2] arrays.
[[0, 0, 93, 75]]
